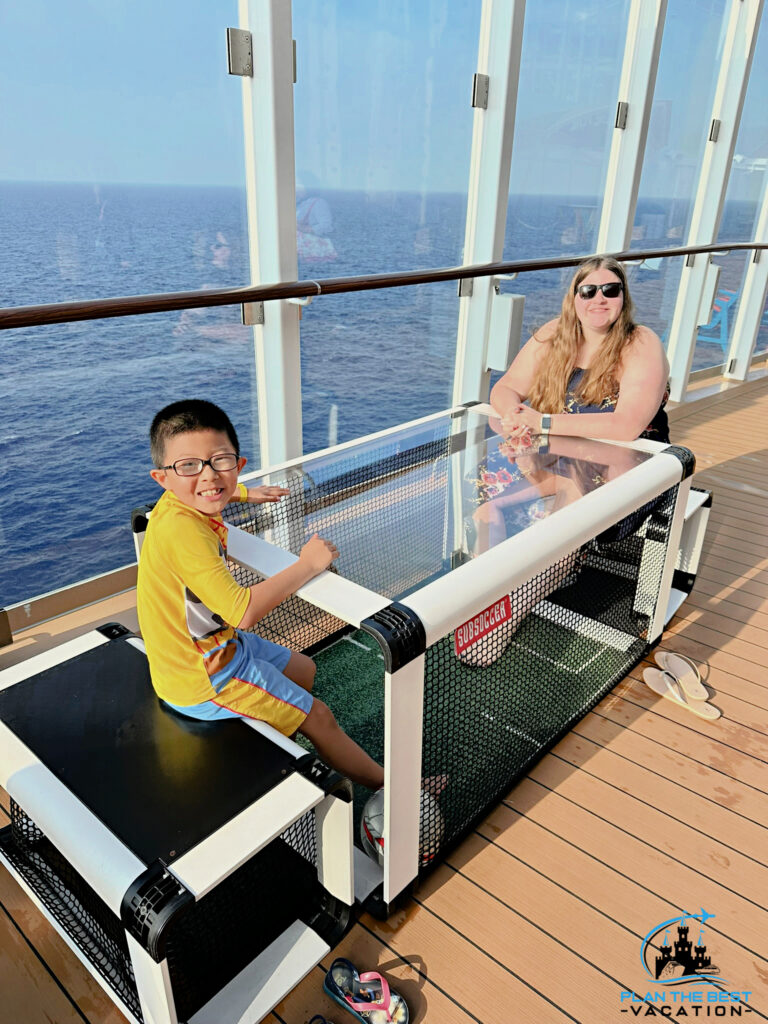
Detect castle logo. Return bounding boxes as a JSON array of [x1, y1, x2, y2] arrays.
[[642, 909, 722, 986], [619, 910, 754, 1016]]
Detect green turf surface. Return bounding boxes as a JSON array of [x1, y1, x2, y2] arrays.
[[300, 611, 641, 851]]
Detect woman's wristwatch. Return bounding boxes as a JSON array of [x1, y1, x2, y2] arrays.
[[539, 414, 552, 438]]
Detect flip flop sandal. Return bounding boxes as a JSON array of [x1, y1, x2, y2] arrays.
[[324, 957, 409, 1024], [654, 650, 708, 701], [643, 668, 721, 721]]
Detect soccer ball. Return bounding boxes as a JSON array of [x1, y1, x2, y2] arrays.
[[360, 788, 445, 867]]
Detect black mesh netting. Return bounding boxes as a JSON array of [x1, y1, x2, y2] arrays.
[[0, 801, 142, 1020], [418, 484, 679, 863], [1, 802, 322, 1023], [222, 434, 454, 649]]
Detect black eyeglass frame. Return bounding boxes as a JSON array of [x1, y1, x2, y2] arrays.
[[160, 453, 240, 477], [575, 282, 624, 300]]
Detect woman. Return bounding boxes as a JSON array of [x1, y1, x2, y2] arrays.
[[492, 256, 670, 444], [458, 259, 668, 667]]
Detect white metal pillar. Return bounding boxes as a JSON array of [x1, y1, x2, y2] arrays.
[[239, 0, 303, 465], [452, 0, 526, 407], [724, 171, 768, 380], [666, 0, 764, 402], [596, 0, 667, 254]]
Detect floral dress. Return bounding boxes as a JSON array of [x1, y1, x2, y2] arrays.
[[564, 368, 670, 443]]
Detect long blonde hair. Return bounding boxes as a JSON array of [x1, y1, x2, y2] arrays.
[[527, 257, 637, 413]]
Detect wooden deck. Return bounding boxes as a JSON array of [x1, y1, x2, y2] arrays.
[[2, 377, 767, 1024]]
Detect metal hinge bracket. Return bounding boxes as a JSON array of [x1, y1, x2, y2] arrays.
[[709, 118, 721, 142], [615, 101, 629, 130], [457, 278, 474, 298], [753, 249, 761, 263], [242, 301, 264, 325], [471, 73, 489, 109], [227, 28, 253, 77]]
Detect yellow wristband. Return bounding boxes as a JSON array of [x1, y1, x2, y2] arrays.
[[237, 482, 248, 502]]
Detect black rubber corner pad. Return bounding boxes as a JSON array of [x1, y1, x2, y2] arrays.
[[96, 622, 135, 641], [121, 861, 195, 962], [131, 503, 156, 536], [360, 602, 426, 673], [691, 486, 713, 508], [295, 756, 353, 802], [662, 444, 696, 480]]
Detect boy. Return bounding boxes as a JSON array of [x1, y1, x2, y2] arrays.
[[137, 399, 384, 789]]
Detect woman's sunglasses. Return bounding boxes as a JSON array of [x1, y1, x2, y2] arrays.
[[576, 282, 624, 300]]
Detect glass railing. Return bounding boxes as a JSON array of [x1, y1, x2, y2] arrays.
[[1, 240, 767, 613]]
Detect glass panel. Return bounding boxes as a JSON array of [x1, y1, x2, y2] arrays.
[[234, 408, 652, 602], [299, 282, 461, 452], [691, 253, 750, 371], [629, 0, 728, 354], [705, 14, 768, 371], [292, 2, 478, 448], [0, 314, 260, 606], [632, 0, 728, 249], [499, 1, 630, 367], [505, 0, 631, 262], [293, 1, 477, 272], [0, 3, 258, 605], [0, 2, 248, 304]]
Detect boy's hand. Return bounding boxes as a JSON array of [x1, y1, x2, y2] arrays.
[[299, 533, 339, 573], [246, 485, 290, 503]]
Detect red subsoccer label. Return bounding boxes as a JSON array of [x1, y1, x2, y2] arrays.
[[454, 595, 512, 655]]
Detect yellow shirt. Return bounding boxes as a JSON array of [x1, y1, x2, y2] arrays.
[[137, 491, 250, 705]]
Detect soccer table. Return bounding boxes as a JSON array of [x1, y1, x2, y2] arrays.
[[0, 624, 354, 1024], [212, 403, 709, 913]]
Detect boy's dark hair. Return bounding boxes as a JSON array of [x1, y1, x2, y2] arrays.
[[150, 400, 240, 467]]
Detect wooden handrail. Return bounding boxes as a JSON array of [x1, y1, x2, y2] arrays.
[[1, 240, 766, 331]]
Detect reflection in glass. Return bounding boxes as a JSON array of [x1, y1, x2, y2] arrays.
[[706, 15, 768, 369], [505, 0, 630, 261], [0, 314, 261, 606], [292, 1, 479, 446], [227, 409, 652, 605], [629, 0, 728, 349]]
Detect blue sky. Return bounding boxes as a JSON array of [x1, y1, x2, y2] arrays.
[[1, 1, 765, 196]]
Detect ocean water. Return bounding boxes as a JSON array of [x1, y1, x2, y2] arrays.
[[0, 182, 759, 605]]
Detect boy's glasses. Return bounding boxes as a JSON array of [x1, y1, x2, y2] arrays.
[[576, 282, 623, 300], [161, 453, 239, 476]]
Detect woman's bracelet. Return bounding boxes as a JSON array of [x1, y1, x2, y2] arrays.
[[237, 481, 248, 502], [540, 413, 552, 437]]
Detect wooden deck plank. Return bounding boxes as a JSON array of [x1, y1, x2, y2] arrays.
[[362, 899, 573, 1023], [503, 777, 768, 960], [445, 833, 648, 994], [597, 683, 768, 782], [414, 861, 639, 1021], [0, 900, 92, 1024], [572, 709, 768, 829], [273, 923, 478, 1024], [0, 869, 128, 1024], [527, 755, 768, 906], [475, 804, 768, 1008], [550, 730, 768, 864]]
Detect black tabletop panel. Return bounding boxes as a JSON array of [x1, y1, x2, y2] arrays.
[[0, 638, 300, 865]]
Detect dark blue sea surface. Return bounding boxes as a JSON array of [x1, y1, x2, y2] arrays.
[[0, 182, 761, 604]]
